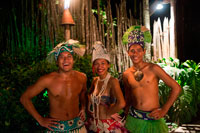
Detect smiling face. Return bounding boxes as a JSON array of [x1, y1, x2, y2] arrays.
[[128, 44, 145, 64], [93, 58, 110, 77], [57, 51, 74, 72]]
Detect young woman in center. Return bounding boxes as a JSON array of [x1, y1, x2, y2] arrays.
[[86, 41, 128, 133]]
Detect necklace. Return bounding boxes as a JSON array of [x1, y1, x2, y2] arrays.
[[132, 64, 145, 81], [134, 69, 144, 81], [99, 73, 110, 82]]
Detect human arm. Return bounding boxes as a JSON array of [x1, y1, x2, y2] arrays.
[[122, 73, 132, 118], [149, 64, 182, 119], [106, 78, 126, 117], [79, 74, 87, 121], [85, 78, 97, 119], [20, 75, 59, 130]]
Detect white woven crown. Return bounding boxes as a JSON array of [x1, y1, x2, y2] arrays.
[[92, 41, 110, 63]]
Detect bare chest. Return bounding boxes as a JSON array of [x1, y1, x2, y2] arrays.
[[128, 71, 158, 89], [48, 78, 83, 98]]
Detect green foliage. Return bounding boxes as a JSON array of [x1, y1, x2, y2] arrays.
[[92, 9, 107, 25], [0, 53, 58, 132], [157, 58, 200, 125], [92, 7, 117, 37], [73, 55, 93, 88], [166, 122, 178, 132]]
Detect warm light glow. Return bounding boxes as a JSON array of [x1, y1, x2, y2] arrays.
[[64, 0, 70, 9], [156, 3, 163, 10]]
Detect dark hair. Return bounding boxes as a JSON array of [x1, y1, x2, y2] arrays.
[[93, 59, 110, 65], [128, 44, 145, 51]]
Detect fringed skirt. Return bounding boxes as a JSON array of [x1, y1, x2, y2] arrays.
[[125, 107, 168, 133]]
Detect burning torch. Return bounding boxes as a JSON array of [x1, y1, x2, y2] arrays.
[[61, 0, 75, 41]]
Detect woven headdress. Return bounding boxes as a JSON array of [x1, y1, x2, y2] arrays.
[[54, 44, 73, 60], [46, 39, 85, 63], [92, 41, 110, 63], [122, 25, 152, 49]]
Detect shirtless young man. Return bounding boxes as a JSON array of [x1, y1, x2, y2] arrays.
[[122, 26, 182, 133], [20, 43, 87, 132]]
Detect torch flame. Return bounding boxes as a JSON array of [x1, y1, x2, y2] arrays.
[[64, 0, 70, 9]]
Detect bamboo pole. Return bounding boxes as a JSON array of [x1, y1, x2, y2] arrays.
[[163, 17, 169, 58], [89, 0, 92, 52], [116, 3, 122, 73], [85, 0, 89, 54], [97, 0, 102, 42], [153, 20, 158, 61], [157, 18, 163, 59], [81, 0, 85, 42], [170, 0, 176, 58]]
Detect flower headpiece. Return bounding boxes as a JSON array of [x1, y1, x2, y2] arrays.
[[122, 25, 152, 49]]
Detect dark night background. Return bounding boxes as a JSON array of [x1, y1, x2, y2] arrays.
[[176, 0, 200, 63], [0, 0, 200, 63], [150, 0, 200, 63]]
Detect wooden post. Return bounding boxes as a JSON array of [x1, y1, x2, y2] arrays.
[[64, 25, 70, 41]]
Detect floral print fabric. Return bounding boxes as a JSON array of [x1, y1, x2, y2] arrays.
[[86, 117, 129, 133]]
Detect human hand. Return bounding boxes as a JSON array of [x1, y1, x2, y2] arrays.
[[148, 108, 167, 120], [79, 109, 86, 121], [38, 117, 60, 131], [111, 113, 122, 121], [120, 119, 126, 126]]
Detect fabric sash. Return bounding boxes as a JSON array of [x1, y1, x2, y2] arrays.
[[129, 106, 155, 120], [46, 117, 86, 132]]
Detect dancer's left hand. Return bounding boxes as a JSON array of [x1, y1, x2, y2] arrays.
[[149, 108, 167, 120], [79, 109, 86, 121], [111, 113, 122, 121]]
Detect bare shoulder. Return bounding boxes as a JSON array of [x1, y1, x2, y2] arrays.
[[148, 63, 169, 80], [73, 70, 87, 81], [109, 76, 119, 84], [37, 72, 57, 83], [26, 72, 58, 91], [108, 77, 121, 93], [123, 68, 132, 78], [148, 63, 164, 72], [124, 67, 132, 73], [74, 70, 86, 76]]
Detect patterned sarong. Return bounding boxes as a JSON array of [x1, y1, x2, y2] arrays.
[[46, 117, 87, 133], [86, 117, 128, 133], [125, 107, 168, 133]]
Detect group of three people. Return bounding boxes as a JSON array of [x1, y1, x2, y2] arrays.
[[20, 26, 182, 133]]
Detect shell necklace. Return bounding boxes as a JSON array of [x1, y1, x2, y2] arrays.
[[132, 64, 146, 81]]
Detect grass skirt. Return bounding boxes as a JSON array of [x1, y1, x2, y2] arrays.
[[125, 115, 168, 133]]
